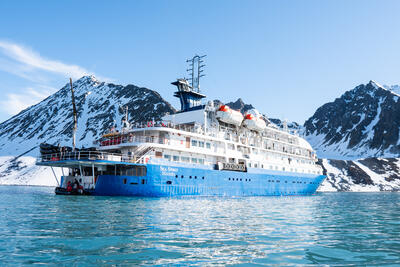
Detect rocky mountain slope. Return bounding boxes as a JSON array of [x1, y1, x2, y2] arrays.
[[0, 75, 175, 156], [303, 81, 400, 159], [318, 157, 400, 191]]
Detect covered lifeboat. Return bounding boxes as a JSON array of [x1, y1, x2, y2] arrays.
[[243, 109, 266, 132], [216, 105, 244, 126]]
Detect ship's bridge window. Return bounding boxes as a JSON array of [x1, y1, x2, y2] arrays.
[[191, 140, 198, 146], [173, 155, 180, 161], [198, 141, 205, 148], [181, 156, 190, 163], [206, 143, 211, 149]]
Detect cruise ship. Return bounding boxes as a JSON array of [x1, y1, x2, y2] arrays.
[[37, 56, 326, 196]]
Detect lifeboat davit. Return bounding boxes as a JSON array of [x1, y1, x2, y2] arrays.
[[243, 110, 266, 132], [216, 105, 244, 126]]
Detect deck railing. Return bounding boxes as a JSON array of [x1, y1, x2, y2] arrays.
[[98, 135, 167, 147], [38, 151, 131, 163]]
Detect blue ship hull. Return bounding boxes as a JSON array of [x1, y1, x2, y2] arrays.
[[74, 163, 325, 197]]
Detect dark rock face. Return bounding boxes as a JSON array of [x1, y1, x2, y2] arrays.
[[329, 160, 374, 185], [0, 76, 176, 156], [319, 157, 400, 191], [226, 98, 254, 114], [304, 81, 400, 158]]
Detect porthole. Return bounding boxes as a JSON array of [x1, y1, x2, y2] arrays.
[[229, 178, 231, 181], [189, 176, 192, 179], [175, 175, 178, 178], [166, 181, 172, 185], [181, 175, 184, 178], [202, 176, 205, 179], [240, 179, 242, 181], [195, 176, 197, 179]]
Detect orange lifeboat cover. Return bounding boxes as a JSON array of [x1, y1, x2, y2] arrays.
[[245, 114, 254, 120], [218, 105, 230, 112]]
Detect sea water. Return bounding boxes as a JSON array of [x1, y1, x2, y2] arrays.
[[0, 186, 399, 266]]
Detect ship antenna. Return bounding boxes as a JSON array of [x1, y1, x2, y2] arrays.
[[70, 78, 78, 152], [186, 55, 206, 92]]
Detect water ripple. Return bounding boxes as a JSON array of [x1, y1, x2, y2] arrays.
[[0, 186, 399, 265]]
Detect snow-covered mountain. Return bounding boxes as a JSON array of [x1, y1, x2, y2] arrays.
[[304, 80, 400, 159], [0, 75, 175, 156], [318, 158, 400, 192]]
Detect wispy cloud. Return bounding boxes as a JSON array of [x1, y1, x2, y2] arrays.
[[0, 40, 110, 118], [0, 40, 94, 80], [0, 87, 53, 116]]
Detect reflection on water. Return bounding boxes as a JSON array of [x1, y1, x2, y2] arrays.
[[0, 186, 399, 265]]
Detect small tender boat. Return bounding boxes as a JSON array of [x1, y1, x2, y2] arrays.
[[55, 187, 92, 195]]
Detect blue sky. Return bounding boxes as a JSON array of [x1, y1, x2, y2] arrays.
[[0, 0, 400, 123]]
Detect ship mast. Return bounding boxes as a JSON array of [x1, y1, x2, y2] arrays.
[[172, 55, 207, 112], [186, 55, 206, 92], [70, 78, 78, 152]]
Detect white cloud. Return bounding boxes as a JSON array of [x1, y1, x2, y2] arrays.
[[0, 40, 93, 79], [0, 89, 45, 116], [0, 40, 111, 118]]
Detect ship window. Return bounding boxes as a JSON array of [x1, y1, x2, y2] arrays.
[[164, 154, 171, 161], [191, 158, 197, 164], [189, 176, 192, 179], [202, 176, 205, 179], [166, 181, 172, 184], [206, 143, 211, 149], [195, 176, 197, 179], [123, 178, 127, 184], [173, 155, 180, 161], [198, 159, 204, 164], [175, 175, 178, 178], [181, 156, 190, 163], [249, 179, 251, 181], [228, 178, 231, 181], [198, 141, 205, 148], [191, 140, 198, 146], [240, 178, 242, 181], [181, 175, 184, 178], [141, 179, 146, 184]]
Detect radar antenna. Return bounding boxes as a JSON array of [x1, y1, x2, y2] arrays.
[[186, 55, 206, 93]]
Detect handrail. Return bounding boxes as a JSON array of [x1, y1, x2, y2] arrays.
[[37, 151, 134, 163]]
